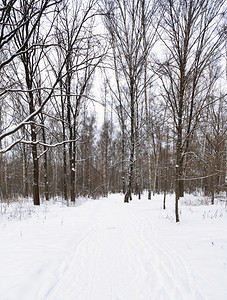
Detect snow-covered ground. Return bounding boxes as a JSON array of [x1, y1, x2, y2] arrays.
[[0, 193, 226, 300]]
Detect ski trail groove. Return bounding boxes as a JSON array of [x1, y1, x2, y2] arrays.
[[42, 198, 205, 300]]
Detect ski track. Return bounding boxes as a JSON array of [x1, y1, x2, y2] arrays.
[[40, 198, 205, 300]]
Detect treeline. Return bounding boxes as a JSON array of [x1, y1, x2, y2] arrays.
[[0, 0, 226, 221]]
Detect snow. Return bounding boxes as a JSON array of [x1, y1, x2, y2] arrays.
[[0, 194, 227, 300]]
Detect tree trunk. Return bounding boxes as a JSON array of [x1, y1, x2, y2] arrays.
[[153, 143, 160, 196], [0, 107, 6, 199], [112, 39, 126, 195], [211, 176, 215, 205], [175, 123, 183, 222], [121, 132, 126, 194], [43, 142, 49, 201], [175, 124, 183, 222], [31, 125, 40, 206], [142, 0, 152, 200], [22, 142, 29, 198], [175, 164, 180, 222], [124, 77, 135, 203], [69, 136, 76, 203], [38, 89, 49, 201], [66, 56, 76, 203], [60, 78, 68, 201], [135, 102, 141, 199], [163, 190, 166, 210], [27, 76, 40, 205]]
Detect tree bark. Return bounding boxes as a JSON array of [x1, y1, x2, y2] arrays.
[[59, 77, 68, 201], [124, 76, 135, 203], [141, 0, 152, 199]]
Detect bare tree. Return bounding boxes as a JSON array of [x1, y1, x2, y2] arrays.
[[5, 0, 60, 205], [201, 95, 226, 203], [107, 40, 128, 195], [103, 0, 146, 202], [52, 0, 105, 202], [141, 0, 160, 199], [158, 0, 226, 221], [0, 0, 62, 150], [0, 0, 60, 71]]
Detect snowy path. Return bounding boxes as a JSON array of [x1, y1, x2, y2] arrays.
[[0, 195, 226, 300], [45, 200, 202, 300]]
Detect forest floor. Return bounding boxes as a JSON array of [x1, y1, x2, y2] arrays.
[[0, 193, 227, 300]]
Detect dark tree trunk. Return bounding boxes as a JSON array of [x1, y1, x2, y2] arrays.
[[38, 90, 49, 201], [63, 141, 68, 201], [163, 190, 166, 210], [124, 78, 135, 203], [211, 176, 215, 205], [43, 145, 49, 201], [120, 115, 126, 195], [60, 78, 68, 201], [22, 142, 29, 198], [66, 56, 76, 203], [68, 129, 76, 203], [31, 126, 40, 206], [135, 104, 141, 200], [27, 73, 40, 206], [175, 168, 180, 222], [175, 135, 182, 222]]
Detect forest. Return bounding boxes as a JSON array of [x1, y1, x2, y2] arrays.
[[0, 0, 226, 223]]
